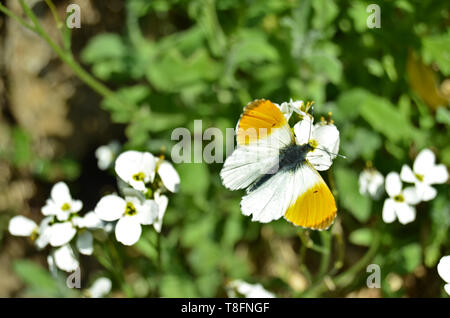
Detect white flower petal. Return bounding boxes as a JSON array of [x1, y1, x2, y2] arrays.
[[75, 211, 103, 229], [88, 277, 112, 298], [49, 222, 77, 247], [115, 150, 142, 182], [76, 231, 93, 255], [70, 200, 83, 213], [136, 200, 158, 225], [8, 216, 37, 237], [154, 193, 168, 233], [312, 124, 340, 158], [385, 172, 402, 197], [115, 216, 142, 246], [382, 198, 397, 223], [51, 182, 72, 205], [413, 149, 435, 176], [41, 200, 59, 216], [53, 244, 79, 272], [55, 210, 70, 222], [400, 165, 416, 183], [444, 284, 450, 296], [396, 203, 416, 224], [293, 116, 313, 145], [47, 255, 58, 278], [35, 217, 53, 249], [115, 151, 156, 190], [424, 164, 448, 185], [307, 148, 332, 171], [95, 194, 126, 221], [403, 186, 421, 205], [230, 280, 275, 298], [140, 152, 156, 183], [437, 255, 450, 284], [158, 160, 180, 193], [417, 183, 437, 201]]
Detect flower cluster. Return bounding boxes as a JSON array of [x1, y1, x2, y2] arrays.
[[9, 182, 105, 272], [8, 146, 180, 279], [358, 149, 448, 224], [94, 150, 180, 245]]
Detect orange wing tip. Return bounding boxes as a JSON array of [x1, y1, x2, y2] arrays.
[[284, 182, 337, 230], [237, 99, 287, 145]]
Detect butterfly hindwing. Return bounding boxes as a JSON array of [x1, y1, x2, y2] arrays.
[[284, 162, 337, 230], [240, 161, 337, 230]]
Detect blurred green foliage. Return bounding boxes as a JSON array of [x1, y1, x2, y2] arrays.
[[3, 0, 450, 297]]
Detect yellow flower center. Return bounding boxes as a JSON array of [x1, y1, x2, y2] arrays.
[[309, 139, 318, 150], [125, 202, 137, 216], [414, 173, 424, 182], [61, 203, 71, 211], [393, 194, 404, 202], [132, 172, 146, 182]]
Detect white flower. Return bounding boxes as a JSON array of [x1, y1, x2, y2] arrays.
[[382, 172, 421, 224], [293, 115, 340, 171], [8, 215, 54, 250], [41, 182, 83, 221], [95, 141, 120, 170], [51, 244, 79, 272], [437, 255, 450, 295], [227, 280, 275, 298], [8, 216, 38, 237], [157, 160, 180, 193], [275, 99, 305, 121], [359, 168, 385, 199], [48, 221, 77, 247], [153, 192, 169, 233], [115, 151, 157, 192], [400, 149, 448, 201], [35, 216, 53, 249], [94, 194, 158, 245], [87, 277, 112, 298]]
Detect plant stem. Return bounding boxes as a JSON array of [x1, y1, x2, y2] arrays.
[[316, 231, 332, 281], [302, 231, 380, 297], [0, 3, 35, 31], [9, 1, 130, 110]]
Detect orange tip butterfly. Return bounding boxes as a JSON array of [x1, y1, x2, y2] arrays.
[[220, 99, 339, 230]]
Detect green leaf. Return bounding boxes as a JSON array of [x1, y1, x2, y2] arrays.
[[160, 274, 199, 297], [335, 166, 371, 223], [436, 107, 450, 125], [146, 49, 220, 92], [306, 53, 342, 84], [335, 88, 370, 121], [177, 162, 210, 196], [13, 260, 58, 295], [400, 243, 422, 273], [81, 33, 127, 63], [422, 31, 450, 75], [312, 0, 338, 29], [359, 93, 415, 142], [101, 85, 149, 123], [342, 126, 382, 161], [12, 127, 32, 167], [349, 228, 373, 246]]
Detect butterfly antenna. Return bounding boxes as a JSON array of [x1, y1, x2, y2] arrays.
[[316, 146, 347, 159]]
